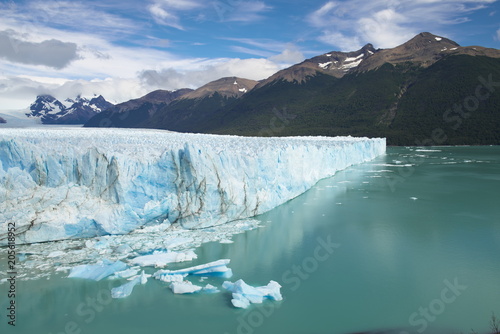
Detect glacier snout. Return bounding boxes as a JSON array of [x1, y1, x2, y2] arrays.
[[0, 129, 385, 245]]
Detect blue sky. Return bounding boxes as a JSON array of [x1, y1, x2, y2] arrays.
[[0, 0, 499, 109]]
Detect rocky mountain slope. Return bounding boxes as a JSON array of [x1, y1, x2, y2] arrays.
[[84, 89, 192, 128], [86, 32, 500, 145]]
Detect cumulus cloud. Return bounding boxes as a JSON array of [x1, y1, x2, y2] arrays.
[[0, 55, 285, 110], [139, 57, 281, 91], [269, 45, 305, 66], [0, 30, 78, 69], [307, 0, 498, 50]]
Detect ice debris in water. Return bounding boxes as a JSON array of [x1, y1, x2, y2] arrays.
[[129, 250, 197, 267], [170, 281, 202, 294], [108, 268, 140, 280], [169, 281, 221, 294], [7, 220, 259, 282], [68, 260, 128, 281], [111, 271, 150, 299], [222, 279, 283, 309], [153, 259, 232, 280]]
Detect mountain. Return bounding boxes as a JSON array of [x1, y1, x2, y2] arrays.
[[203, 32, 500, 145], [84, 89, 192, 128], [85, 77, 258, 130], [138, 77, 259, 131], [86, 32, 500, 145], [258, 43, 378, 86], [26, 95, 113, 124]]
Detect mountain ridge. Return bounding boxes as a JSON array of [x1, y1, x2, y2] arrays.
[[27, 94, 113, 124], [84, 32, 500, 145]]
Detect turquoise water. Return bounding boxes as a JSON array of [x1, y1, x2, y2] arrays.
[[1, 146, 499, 334]]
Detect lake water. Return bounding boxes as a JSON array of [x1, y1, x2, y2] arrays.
[[1, 146, 499, 334]]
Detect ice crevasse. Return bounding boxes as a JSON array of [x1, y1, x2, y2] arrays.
[[0, 128, 385, 245]]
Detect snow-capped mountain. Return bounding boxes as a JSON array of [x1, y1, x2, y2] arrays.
[[26, 94, 113, 124]]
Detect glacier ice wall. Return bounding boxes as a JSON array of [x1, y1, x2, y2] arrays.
[[0, 128, 385, 245]]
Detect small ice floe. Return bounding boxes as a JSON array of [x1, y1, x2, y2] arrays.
[[68, 260, 128, 281], [156, 274, 186, 283], [222, 279, 283, 309], [111, 271, 149, 299], [164, 237, 194, 249], [47, 251, 66, 258], [108, 268, 140, 280], [202, 284, 220, 293], [415, 149, 441, 152], [153, 259, 233, 281], [170, 281, 202, 294], [114, 244, 133, 255], [129, 250, 197, 267], [169, 281, 220, 294], [410, 197, 418, 200]]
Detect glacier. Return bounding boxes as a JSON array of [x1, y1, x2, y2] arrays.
[[0, 128, 385, 245]]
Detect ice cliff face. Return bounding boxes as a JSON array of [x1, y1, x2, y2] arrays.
[[0, 128, 385, 245]]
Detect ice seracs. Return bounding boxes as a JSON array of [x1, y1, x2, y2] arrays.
[[0, 128, 385, 245]]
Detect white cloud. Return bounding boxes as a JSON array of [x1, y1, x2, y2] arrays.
[[307, 0, 498, 50], [1, 1, 138, 40], [497, 28, 500, 40], [317, 31, 362, 52], [0, 30, 79, 69], [0, 55, 284, 110], [269, 45, 305, 66], [148, 3, 184, 30], [148, 0, 205, 29], [139, 58, 281, 91], [150, 0, 198, 10], [223, 1, 272, 22]]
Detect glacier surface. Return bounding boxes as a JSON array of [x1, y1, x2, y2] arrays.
[[0, 128, 385, 245]]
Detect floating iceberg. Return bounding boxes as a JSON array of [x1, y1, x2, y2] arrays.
[[223, 279, 283, 309], [153, 259, 232, 280], [129, 250, 197, 267], [169, 281, 220, 294], [156, 274, 187, 283], [68, 260, 128, 281], [111, 271, 149, 299], [108, 268, 140, 280], [0, 128, 385, 245], [202, 284, 220, 294], [169, 281, 202, 294]]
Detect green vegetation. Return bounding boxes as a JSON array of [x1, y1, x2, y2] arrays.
[[87, 54, 500, 146], [198, 55, 500, 146]]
